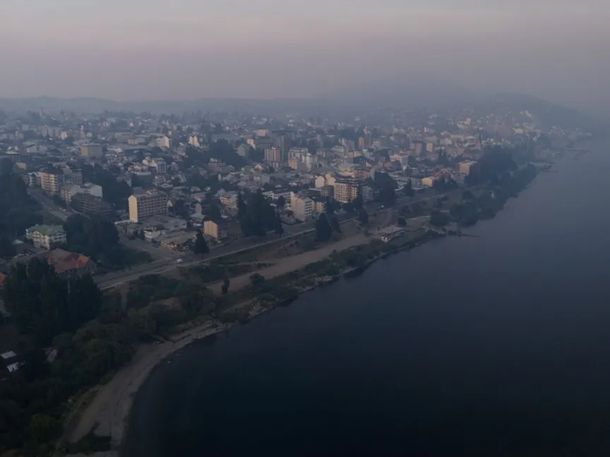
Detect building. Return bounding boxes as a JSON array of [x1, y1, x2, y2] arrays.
[[26, 225, 67, 249], [153, 135, 171, 149], [458, 160, 480, 176], [375, 226, 407, 243], [264, 147, 282, 166], [40, 171, 62, 195], [219, 191, 239, 210], [80, 143, 103, 159], [291, 192, 314, 222], [333, 176, 360, 204], [62, 168, 83, 186], [45, 249, 96, 278], [71, 193, 114, 218], [141, 216, 188, 241], [421, 176, 437, 188], [62, 183, 103, 203], [128, 191, 169, 223], [203, 219, 227, 240]]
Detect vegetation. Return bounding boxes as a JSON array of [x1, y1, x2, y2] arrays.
[[237, 191, 277, 236], [4, 259, 101, 344], [372, 172, 397, 205], [315, 214, 333, 241], [64, 214, 151, 268], [193, 231, 209, 255], [83, 165, 132, 211], [0, 158, 41, 240]]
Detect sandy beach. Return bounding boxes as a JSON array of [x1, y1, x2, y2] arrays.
[[63, 320, 233, 456]]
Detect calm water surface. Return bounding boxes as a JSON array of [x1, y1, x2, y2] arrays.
[[126, 138, 610, 457]]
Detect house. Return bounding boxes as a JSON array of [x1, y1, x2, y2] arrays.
[[1, 351, 22, 377], [26, 225, 67, 250]]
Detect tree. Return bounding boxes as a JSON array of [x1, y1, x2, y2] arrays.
[[3, 259, 102, 344], [274, 213, 284, 236], [193, 232, 209, 255], [0, 157, 13, 176], [374, 172, 397, 205], [276, 195, 286, 208], [358, 208, 369, 225], [397, 217, 407, 227], [330, 215, 342, 234], [325, 198, 337, 216], [430, 211, 451, 227], [83, 165, 131, 210], [249, 274, 266, 291], [26, 414, 61, 447], [404, 179, 414, 197], [64, 214, 120, 262], [221, 278, 230, 295], [315, 214, 332, 242], [238, 191, 276, 237], [0, 237, 16, 259]]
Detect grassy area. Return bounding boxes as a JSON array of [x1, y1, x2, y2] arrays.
[[179, 261, 271, 284]]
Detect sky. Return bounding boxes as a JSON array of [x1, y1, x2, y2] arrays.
[[1, 0, 609, 113]]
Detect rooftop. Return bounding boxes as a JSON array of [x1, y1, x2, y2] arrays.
[[27, 224, 65, 236]]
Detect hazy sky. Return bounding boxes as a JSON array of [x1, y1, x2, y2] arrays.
[[1, 0, 609, 111]]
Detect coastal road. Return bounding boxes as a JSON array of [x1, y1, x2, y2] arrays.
[[95, 189, 451, 291], [95, 224, 320, 290]]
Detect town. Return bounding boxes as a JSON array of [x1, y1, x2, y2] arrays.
[[0, 104, 590, 455]]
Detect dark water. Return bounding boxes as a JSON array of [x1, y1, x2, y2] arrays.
[[126, 138, 610, 457]]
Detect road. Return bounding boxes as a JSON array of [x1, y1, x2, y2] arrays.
[[95, 224, 319, 290], [95, 189, 451, 291], [29, 188, 73, 222]]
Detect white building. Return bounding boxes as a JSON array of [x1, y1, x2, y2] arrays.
[[26, 225, 67, 250], [290, 192, 314, 222], [128, 191, 169, 223]]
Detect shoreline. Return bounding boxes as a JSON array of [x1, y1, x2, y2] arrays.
[[61, 153, 561, 456], [61, 230, 440, 457]]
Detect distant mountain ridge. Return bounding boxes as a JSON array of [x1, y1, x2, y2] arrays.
[[0, 91, 601, 131]]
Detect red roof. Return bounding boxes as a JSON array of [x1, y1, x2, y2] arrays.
[[0, 273, 7, 288], [45, 249, 93, 275]]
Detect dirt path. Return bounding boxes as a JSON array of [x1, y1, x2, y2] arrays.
[[210, 233, 370, 294]]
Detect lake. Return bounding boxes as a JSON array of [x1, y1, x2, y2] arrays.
[[126, 137, 610, 457]]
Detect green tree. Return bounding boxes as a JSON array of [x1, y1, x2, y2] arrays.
[[238, 191, 276, 237], [26, 414, 61, 448], [315, 214, 332, 242], [358, 208, 369, 225], [193, 231, 209, 255], [274, 213, 284, 236], [0, 237, 16, 258], [221, 278, 230, 295]]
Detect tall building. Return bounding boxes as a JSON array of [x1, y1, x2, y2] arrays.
[[70, 193, 114, 218], [333, 176, 360, 204], [264, 147, 282, 165], [80, 144, 104, 159], [203, 219, 227, 240], [128, 191, 169, 223], [62, 183, 103, 203], [62, 168, 83, 186], [290, 192, 314, 222], [40, 171, 62, 195]]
